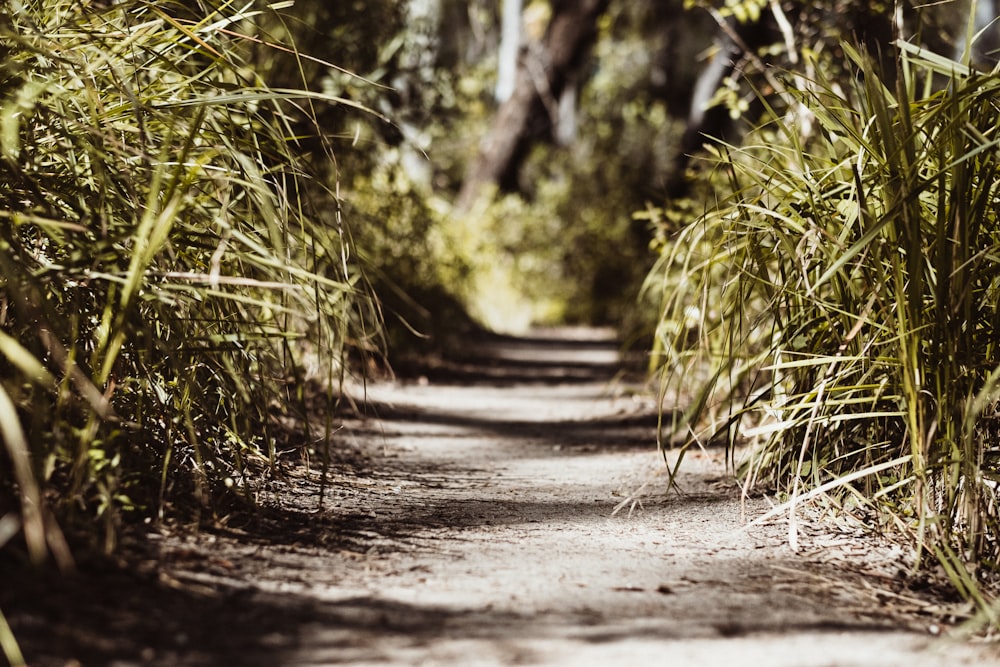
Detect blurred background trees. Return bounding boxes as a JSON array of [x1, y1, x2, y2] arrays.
[[308, 0, 710, 339]]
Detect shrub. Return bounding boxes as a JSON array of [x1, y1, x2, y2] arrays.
[[0, 0, 377, 562], [648, 40, 1000, 618]]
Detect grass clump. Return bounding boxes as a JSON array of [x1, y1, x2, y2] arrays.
[[0, 0, 378, 566], [648, 40, 1000, 619]]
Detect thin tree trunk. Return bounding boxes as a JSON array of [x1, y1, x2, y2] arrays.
[[455, 0, 610, 213], [496, 0, 523, 102]]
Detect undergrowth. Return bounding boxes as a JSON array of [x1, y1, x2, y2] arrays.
[[0, 0, 380, 573], [648, 34, 1000, 626]]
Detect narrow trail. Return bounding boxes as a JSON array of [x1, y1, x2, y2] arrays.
[[7, 328, 1000, 666], [266, 328, 995, 665]]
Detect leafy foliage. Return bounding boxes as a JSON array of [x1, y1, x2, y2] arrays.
[[648, 22, 1000, 618], [0, 0, 377, 563]]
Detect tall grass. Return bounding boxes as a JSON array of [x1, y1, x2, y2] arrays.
[[648, 40, 1000, 617], [0, 0, 378, 573]]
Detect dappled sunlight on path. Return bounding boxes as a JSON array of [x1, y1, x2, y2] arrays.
[[273, 328, 996, 666], [9, 328, 995, 666]]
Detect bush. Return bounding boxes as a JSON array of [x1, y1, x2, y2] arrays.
[[0, 0, 377, 561], [648, 39, 1000, 619]]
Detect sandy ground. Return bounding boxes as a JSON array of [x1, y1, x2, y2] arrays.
[[5, 328, 1000, 665]]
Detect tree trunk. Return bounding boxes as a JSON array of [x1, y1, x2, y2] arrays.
[[455, 0, 610, 213], [496, 0, 523, 102]]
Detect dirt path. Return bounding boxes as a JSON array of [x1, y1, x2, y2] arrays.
[[6, 328, 1000, 665]]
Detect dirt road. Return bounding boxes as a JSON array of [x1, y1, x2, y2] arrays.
[[6, 328, 1000, 665]]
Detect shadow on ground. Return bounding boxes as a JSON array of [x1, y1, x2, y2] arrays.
[[0, 329, 978, 666], [1, 556, 913, 667]]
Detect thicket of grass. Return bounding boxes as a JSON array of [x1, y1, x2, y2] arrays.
[[647, 35, 1000, 621], [0, 0, 378, 578]]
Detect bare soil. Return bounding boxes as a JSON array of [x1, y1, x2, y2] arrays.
[[4, 327, 1000, 666]]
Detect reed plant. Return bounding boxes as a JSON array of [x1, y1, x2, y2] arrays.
[[0, 0, 378, 577], [648, 40, 1000, 618]]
